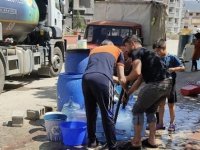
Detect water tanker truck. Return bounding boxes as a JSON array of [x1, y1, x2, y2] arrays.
[[0, 0, 69, 93]]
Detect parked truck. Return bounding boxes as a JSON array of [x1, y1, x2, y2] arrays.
[[0, 0, 69, 94], [84, 1, 167, 49]]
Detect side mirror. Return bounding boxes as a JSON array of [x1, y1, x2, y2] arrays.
[[61, 0, 66, 5], [60, 0, 69, 16]]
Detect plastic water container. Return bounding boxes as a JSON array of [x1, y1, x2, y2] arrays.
[[16, 47, 33, 75], [65, 49, 89, 74], [60, 121, 87, 146], [57, 73, 84, 111], [44, 112, 67, 142], [62, 101, 87, 122], [77, 39, 87, 49]]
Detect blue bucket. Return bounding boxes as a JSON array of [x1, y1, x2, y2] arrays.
[[65, 49, 89, 74], [60, 121, 87, 146], [57, 73, 84, 111], [44, 112, 67, 142]]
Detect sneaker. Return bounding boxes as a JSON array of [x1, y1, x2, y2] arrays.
[[168, 123, 175, 132]]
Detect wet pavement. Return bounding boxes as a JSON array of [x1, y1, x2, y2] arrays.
[[0, 61, 200, 150]]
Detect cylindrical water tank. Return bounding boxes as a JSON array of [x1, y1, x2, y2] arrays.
[[57, 73, 84, 111], [65, 49, 90, 74], [0, 0, 39, 42]]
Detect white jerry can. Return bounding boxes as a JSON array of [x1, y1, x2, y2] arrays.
[[23, 49, 33, 74], [16, 47, 24, 74], [16, 47, 33, 75]]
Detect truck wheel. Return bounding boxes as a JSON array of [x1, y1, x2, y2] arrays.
[[49, 47, 63, 77], [0, 59, 5, 94]]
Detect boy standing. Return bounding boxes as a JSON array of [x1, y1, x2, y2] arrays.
[[154, 39, 185, 132]]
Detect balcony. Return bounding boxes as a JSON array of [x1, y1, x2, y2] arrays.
[[167, 22, 174, 27], [168, 3, 176, 8], [168, 12, 175, 17]]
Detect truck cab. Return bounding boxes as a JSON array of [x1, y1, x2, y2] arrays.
[[84, 21, 142, 49]]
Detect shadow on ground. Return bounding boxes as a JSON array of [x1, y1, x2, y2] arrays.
[[32, 86, 57, 101]]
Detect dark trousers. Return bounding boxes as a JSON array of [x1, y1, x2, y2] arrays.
[[82, 73, 116, 149], [191, 60, 197, 71]]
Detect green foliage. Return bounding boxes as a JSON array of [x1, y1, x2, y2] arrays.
[[73, 11, 86, 31]]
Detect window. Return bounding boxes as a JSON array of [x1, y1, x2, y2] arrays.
[[80, 0, 91, 8], [169, 8, 174, 13], [196, 13, 200, 16], [86, 26, 93, 42], [55, 0, 60, 10], [189, 13, 193, 16], [169, 18, 173, 23], [86, 25, 139, 45]]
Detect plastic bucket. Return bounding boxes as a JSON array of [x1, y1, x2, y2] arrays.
[[57, 73, 84, 111], [44, 112, 67, 142], [65, 49, 89, 74], [60, 121, 87, 146], [77, 39, 87, 49]]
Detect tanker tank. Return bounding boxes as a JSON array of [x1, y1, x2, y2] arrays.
[[0, 0, 39, 42]]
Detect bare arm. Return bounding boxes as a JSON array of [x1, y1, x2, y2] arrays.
[[126, 59, 142, 82], [116, 65, 126, 89], [127, 75, 143, 96], [168, 66, 185, 73], [113, 76, 119, 84]]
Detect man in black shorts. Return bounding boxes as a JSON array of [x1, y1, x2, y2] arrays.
[[123, 35, 172, 149]]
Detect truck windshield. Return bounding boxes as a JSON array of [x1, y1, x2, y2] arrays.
[[86, 25, 140, 45]]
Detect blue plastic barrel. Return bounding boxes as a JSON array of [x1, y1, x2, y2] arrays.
[[60, 121, 87, 146], [65, 49, 90, 74], [57, 73, 84, 111]]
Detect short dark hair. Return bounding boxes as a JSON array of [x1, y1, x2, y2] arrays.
[[194, 32, 200, 39], [123, 35, 142, 45], [153, 39, 166, 49], [101, 39, 113, 46]]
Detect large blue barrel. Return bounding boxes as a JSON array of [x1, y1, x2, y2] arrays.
[[57, 73, 84, 111], [65, 49, 90, 74]]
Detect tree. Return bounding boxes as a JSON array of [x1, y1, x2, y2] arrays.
[[73, 10, 86, 32]]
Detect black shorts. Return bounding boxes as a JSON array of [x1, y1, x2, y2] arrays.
[[167, 80, 177, 103]]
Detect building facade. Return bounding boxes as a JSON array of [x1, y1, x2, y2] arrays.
[[183, 0, 200, 32], [73, 0, 94, 23], [166, 0, 184, 33], [72, 0, 185, 33]]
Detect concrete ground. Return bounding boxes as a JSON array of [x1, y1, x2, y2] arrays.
[[0, 40, 200, 150]]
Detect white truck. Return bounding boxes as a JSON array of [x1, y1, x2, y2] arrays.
[[0, 0, 69, 94]]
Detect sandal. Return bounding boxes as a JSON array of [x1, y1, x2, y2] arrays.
[[142, 139, 158, 148], [119, 141, 141, 150]]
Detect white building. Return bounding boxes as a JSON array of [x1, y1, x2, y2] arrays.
[[73, 0, 94, 23], [166, 0, 184, 33]]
